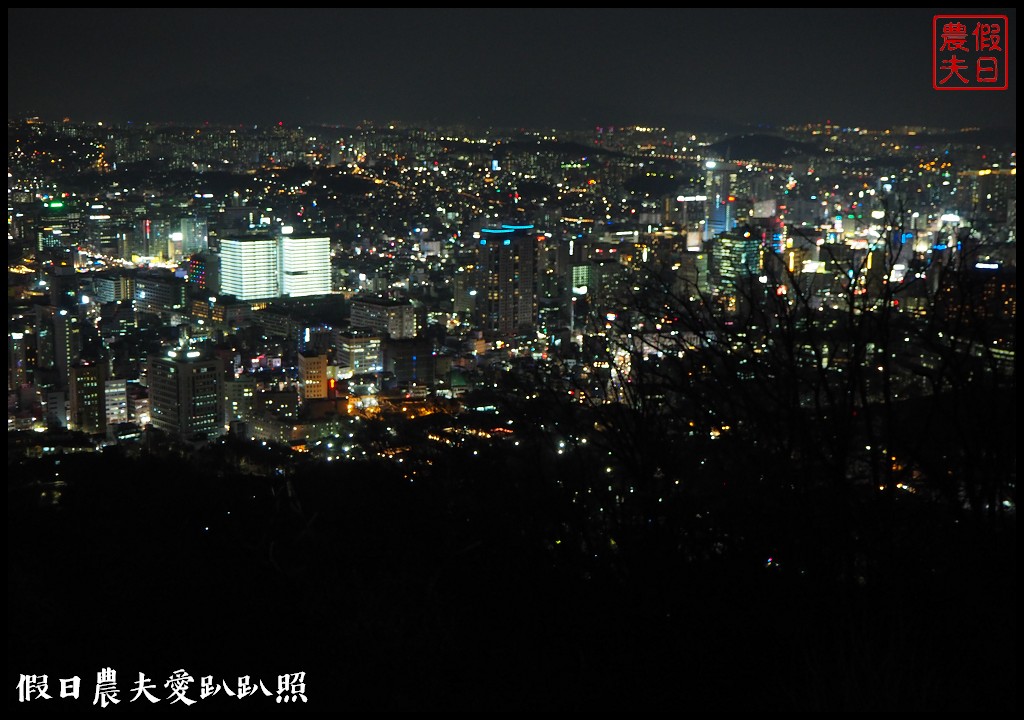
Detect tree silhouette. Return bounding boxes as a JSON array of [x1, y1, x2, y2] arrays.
[[537, 195, 1014, 581]]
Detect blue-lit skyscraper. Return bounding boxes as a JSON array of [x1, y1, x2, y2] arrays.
[[476, 224, 537, 337], [705, 162, 737, 240]]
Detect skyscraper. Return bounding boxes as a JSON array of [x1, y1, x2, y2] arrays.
[[280, 235, 331, 298], [180, 214, 209, 256], [336, 329, 383, 377], [705, 163, 738, 240], [104, 378, 129, 431], [710, 228, 762, 308], [223, 376, 256, 424], [219, 235, 330, 300], [8, 329, 29, 393], [53, 309, 82, 387], [69, 363, 107, 434], [476, 224, 537, 337], [297, 352, 328, 402], [220, 236, 280, 301], [148, 347, 224, 438]]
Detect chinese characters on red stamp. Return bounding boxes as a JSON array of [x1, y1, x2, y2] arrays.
[[933, 15, 1009, 91]]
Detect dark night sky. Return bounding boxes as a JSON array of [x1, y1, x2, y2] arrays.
[[7, 8, 1017, 131]]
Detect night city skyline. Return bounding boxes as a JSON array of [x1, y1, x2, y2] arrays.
[[8, 7, 1016, 713]]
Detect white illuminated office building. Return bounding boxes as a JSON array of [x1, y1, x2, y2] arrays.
[[219, 235, 330, 300], [280, 235, 331, 298], [220, 237, 280, 301]]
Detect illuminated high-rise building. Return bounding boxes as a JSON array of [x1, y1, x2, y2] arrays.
[[148, 347, 224, 438], [220, 236, 280, 301], [53, 309, 82, 387], [219, 235, 330, 300], [180, 215, 209, 256], [280, 235, 331, 297], [104, 379, 129, 430], [476, 224, 537, 336], [705, 162, 738, 240], [131, 217, 174, 260], [223, 376, 256, 424], [711, 228, 762, 306], [452, 271, 476, 316], [32, 306, 56, 373], [9, 329, 29, 393], [336, 329, 383, 377], [37, 199, 82, 253], [92, 272, 133, 305], [571, 265, 597, 294], [298, 352, 328, 402], [350, 298, 418, 339], [69, 363, 107, 434], [135, 273, 187, 316]]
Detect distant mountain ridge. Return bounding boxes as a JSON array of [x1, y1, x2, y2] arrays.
[[706, 134, 820, 162]]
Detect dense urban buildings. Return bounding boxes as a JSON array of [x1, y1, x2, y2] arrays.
[[8, 110, 1015, 711], [7, 113, 1015, 486]]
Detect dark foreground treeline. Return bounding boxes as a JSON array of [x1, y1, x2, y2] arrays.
[[7, 437, 1015, 712]]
